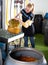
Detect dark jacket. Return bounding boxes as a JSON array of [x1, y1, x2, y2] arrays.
[[21, 9, 34, 36]]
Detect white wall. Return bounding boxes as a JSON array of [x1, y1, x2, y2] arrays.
[[2, 0, 6, 30], [29, 0, 48, 16]]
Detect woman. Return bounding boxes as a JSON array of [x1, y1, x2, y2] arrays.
[[15, 3, 35, 48]]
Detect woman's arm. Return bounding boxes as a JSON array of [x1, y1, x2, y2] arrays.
[[14, 12, 23, 23], [15, 12, 21, 18], [15, 13, 29, 28]]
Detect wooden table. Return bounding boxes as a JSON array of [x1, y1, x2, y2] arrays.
[[0, 29, 24, 54]]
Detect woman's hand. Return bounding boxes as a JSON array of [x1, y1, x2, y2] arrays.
[[14, 18, 23, 24], [22, 22, 28, 28], [14, 18, 19, 20]]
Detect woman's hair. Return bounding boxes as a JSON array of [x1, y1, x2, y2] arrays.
[[32, 3, 34, 12], [27, 3, 32, 8], [27, 3, 34, 12]]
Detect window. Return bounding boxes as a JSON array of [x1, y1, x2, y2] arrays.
[[14, 0, 25, 14]]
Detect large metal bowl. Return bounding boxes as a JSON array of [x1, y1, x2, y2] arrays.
[[4, 47, 47, 65]]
